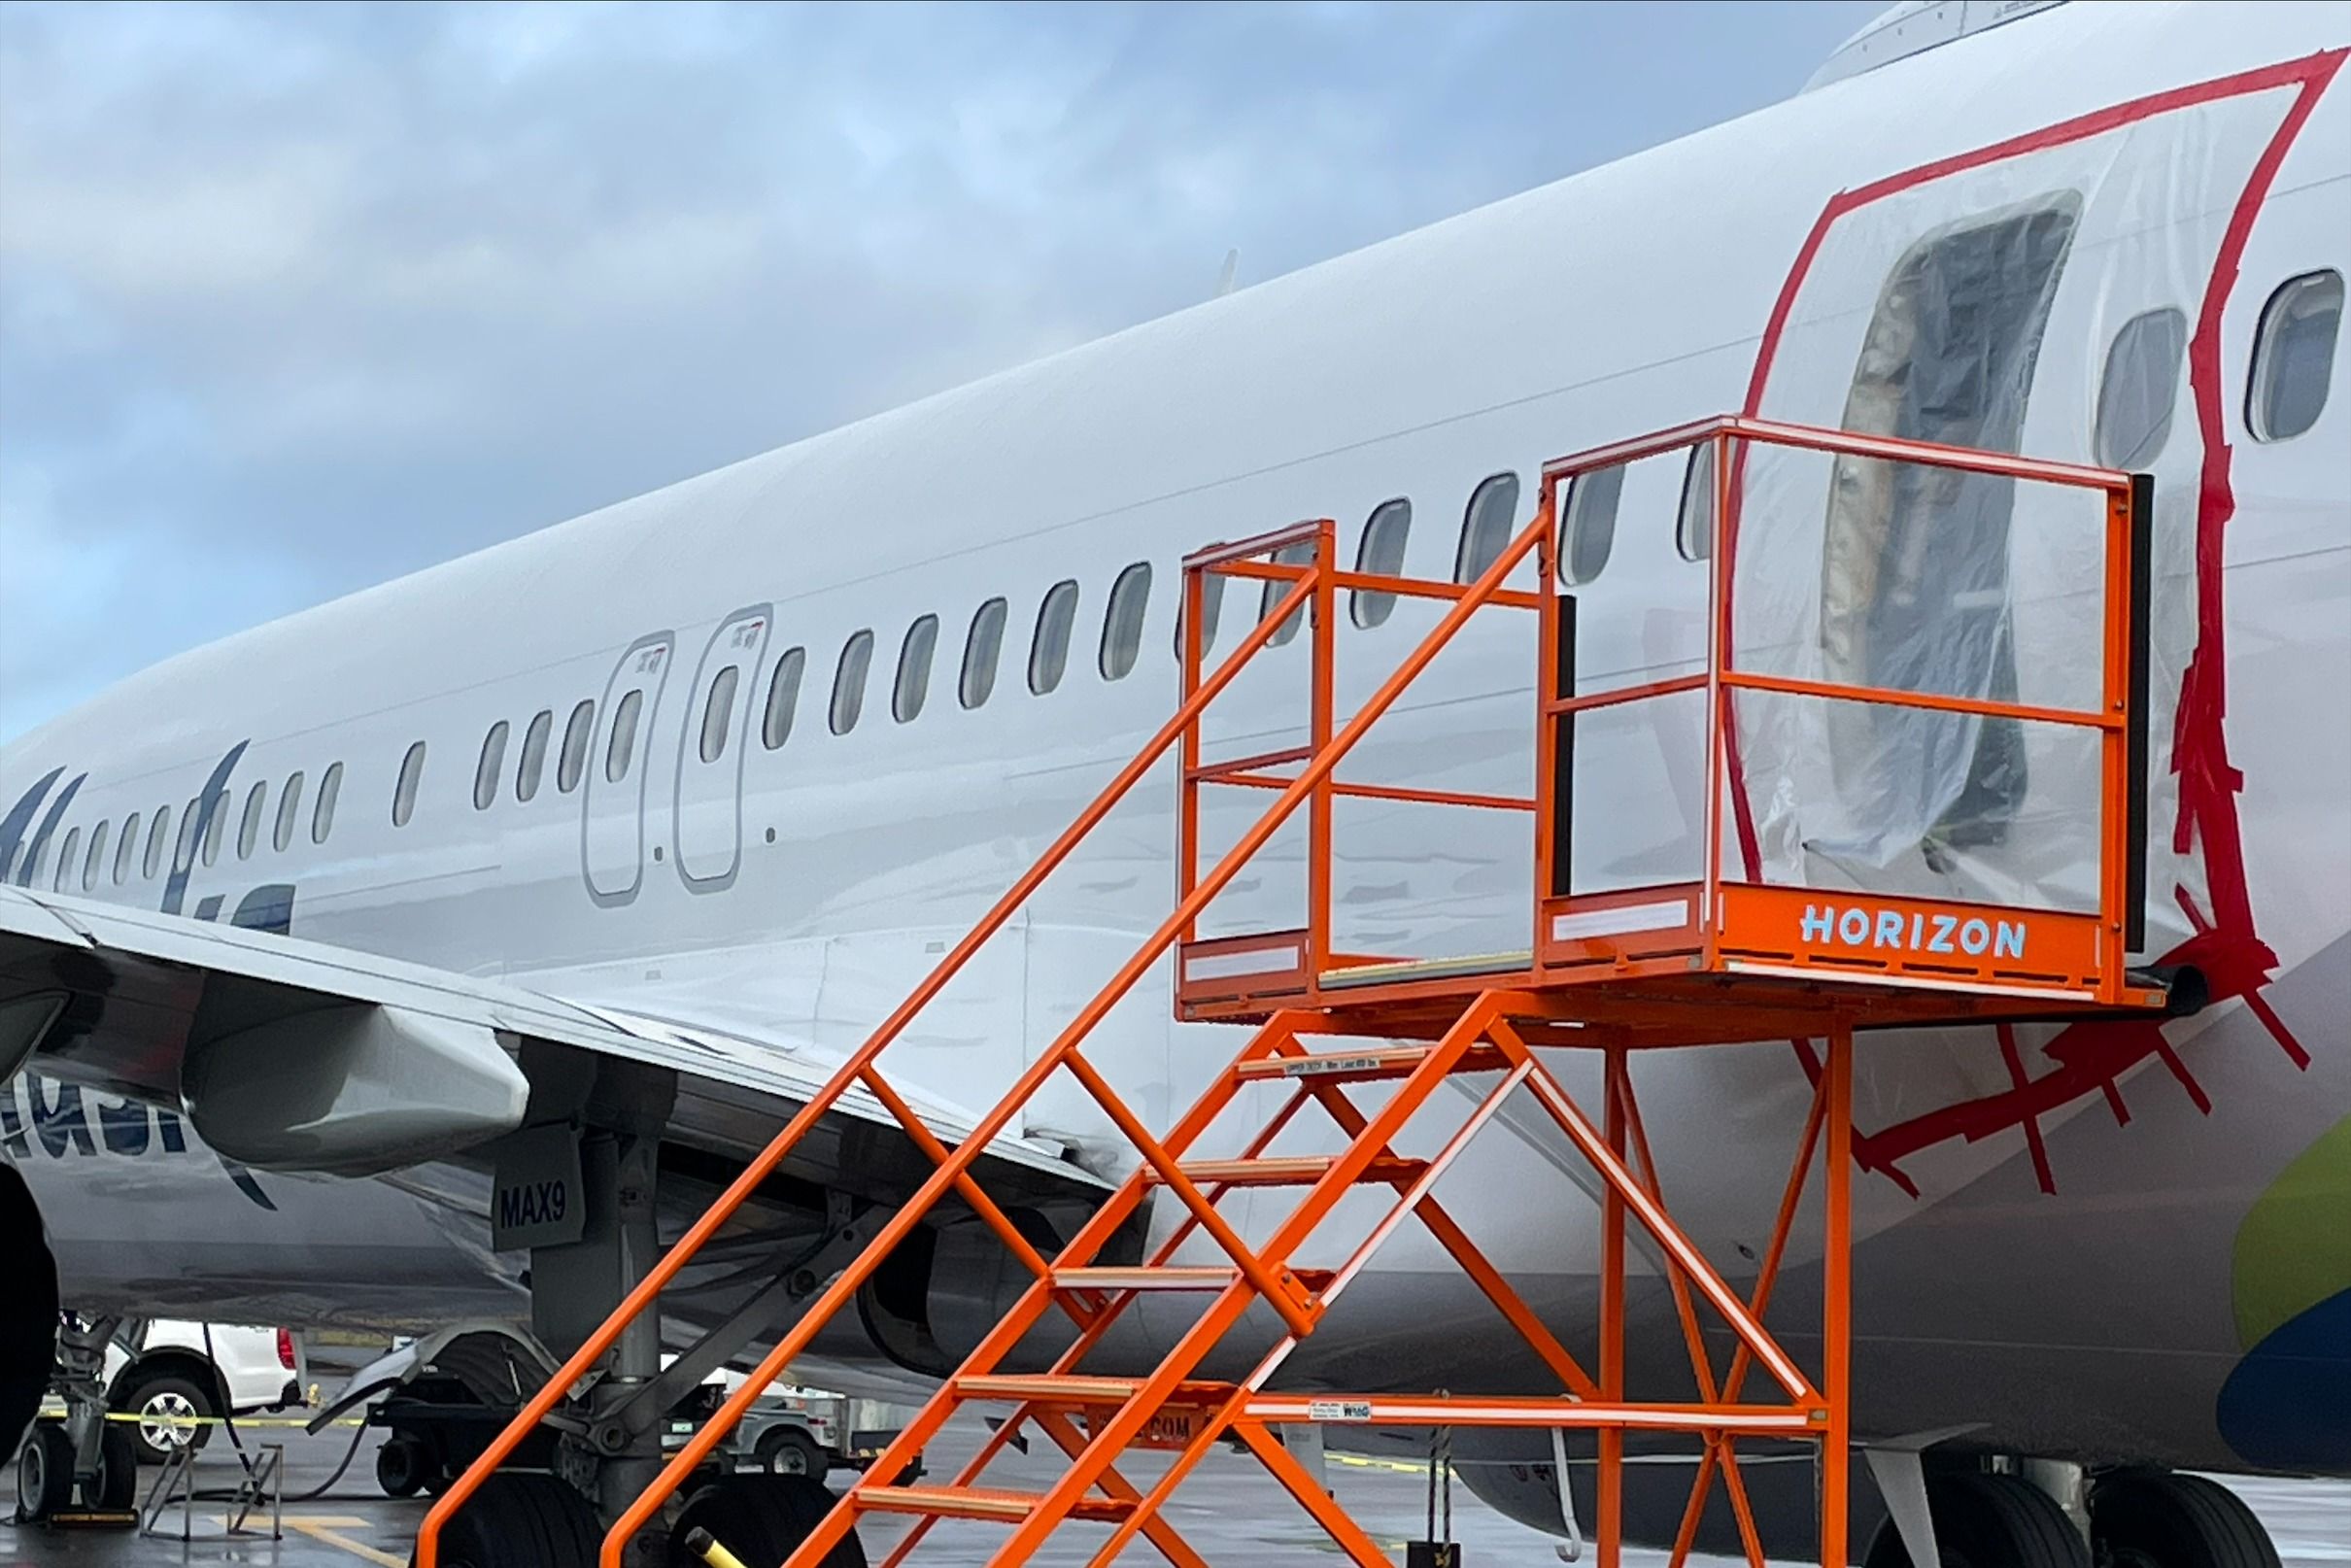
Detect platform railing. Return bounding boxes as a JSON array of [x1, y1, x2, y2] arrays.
[[1533, 415, 2151, 1007], [1176, 518, 1552, 1005]]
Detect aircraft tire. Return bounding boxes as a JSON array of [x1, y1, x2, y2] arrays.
[[412, 1473, 597, 1568], [1862, 1471, 2090, 1568], [94, 1421, 140, 1510], [2091, 1471, 2282, 1568], [14, 1422, 73, 1522], [667, 1474, 865, 1568], [0, 1163, 58, 1463]]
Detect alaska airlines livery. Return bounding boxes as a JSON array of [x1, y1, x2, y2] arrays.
[[2, 3, 2346, 1564]]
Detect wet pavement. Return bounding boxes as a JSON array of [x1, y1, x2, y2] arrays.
[[3, 1417, 2345, 1565]]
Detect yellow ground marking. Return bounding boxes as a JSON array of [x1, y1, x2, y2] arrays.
[[285, 1517, 406, 1567]]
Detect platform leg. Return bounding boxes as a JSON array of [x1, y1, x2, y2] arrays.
[[1821, 1023, 1854, 1567], [1597, 1048, 1627, 1568]]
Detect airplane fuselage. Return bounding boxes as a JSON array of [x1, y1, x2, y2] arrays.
[[4, 0, 2347, 1490]]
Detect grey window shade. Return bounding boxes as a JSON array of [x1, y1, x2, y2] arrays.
[[1100, 564, 1151, 679], [962, 599, 1007, 708], [1030, 581, 1078, 695], [2249, 269, 2342, 442], [2095, 308, 2188, 469], [1350, 499, 1412, 629]]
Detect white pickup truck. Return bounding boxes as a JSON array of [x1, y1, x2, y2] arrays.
[[105, 1320, 306, 1461]]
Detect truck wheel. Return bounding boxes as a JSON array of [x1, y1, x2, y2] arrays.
[[412, 1473, 597, 1568], [95, 1422, 141, 1509], [15, 1422, 73, 1521], [669, 1476, 862, 1568], [755, 1425, 829, 1480], [117, 1370, 216, 1463], [377, 1434, 431, 1499]]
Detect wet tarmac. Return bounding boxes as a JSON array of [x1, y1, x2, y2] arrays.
[[3, 1417, 2345, 1566]]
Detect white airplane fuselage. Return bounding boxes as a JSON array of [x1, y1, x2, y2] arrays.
[[3, 0, 2347, 1491]]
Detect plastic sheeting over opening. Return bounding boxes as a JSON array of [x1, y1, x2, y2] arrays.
[[1715, 85, 2304, 943]]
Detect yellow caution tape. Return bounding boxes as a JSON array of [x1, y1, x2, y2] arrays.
[[36, 1405, 364, 1429]]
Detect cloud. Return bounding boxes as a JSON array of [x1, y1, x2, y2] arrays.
[[0, 0, 1876, 740]]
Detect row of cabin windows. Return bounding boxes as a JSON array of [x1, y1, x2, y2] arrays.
[[37, 763, 346, 894], [424, 265, 2351, 831], [1550, 268, 2345, 584], [30, 275, 2338, 869]]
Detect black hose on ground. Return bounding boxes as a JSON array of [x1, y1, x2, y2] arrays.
[[185, 1322, 373, 1504]]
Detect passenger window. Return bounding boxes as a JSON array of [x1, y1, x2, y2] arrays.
[[53, 828, 78, 892], [2248, 269, 2342, 441], [115, 812, 140, 885], [761, 650, 804, 748], [1100, 563, 1151, 680], [475, 723, 508, 810], [2095, 308, 2188, 468], [1350, 499, 1412, 629], [1676, 445, 1715, 563], [1259, 540, 1314, 648], [605, 692, 644, 782], [180, 798, 202, 867], [1453, 472, 1521, 583], [517, 710, 553, 801], [1176, 569, 1227, 659], [274, 771, 305, 852], [1563, 464, 1625, 585], [700, 665, 742, 760], [393, 741, 426, 827], [201, 795, 224, 866], [831, 630, 874, 733], [961, 599, 1007, 709], [1030, 581, 1079, 695], [558, 701, 594, 792], [894, 617, 939, 723], [145, 806, 172, 878], [239, 783, 267, 859], [82, 821, 107, 892], [313, 762, 343, 843]]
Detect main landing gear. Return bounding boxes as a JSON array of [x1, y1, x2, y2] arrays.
[[2090, 1471, 2283, 1568], [1863, 1466, 2283, 1568], [414, 1077, 879, 1568]]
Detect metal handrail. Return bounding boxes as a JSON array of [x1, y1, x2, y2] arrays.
[[599, 499, 1559, 1565], [417, 566, 1321, 1566]]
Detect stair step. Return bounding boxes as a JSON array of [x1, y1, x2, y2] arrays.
[[1146, 1154, 1429, 1188], [1233, 1042, 1512, 1084], [954, 1374, 1237, 1407], [854, 1483, 1132, 1524], [1052, 1265, 1338, 1296]]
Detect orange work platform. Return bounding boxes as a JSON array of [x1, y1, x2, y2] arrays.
[[418, 417, 2172, 1568]]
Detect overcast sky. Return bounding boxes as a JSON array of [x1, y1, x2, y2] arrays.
[[0, 0, 1877, 742]]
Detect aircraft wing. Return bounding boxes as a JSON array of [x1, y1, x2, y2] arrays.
[[0, 884, 1103, 1209]]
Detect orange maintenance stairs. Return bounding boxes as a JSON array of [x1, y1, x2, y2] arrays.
[[419, 416, 2170, 1568]]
